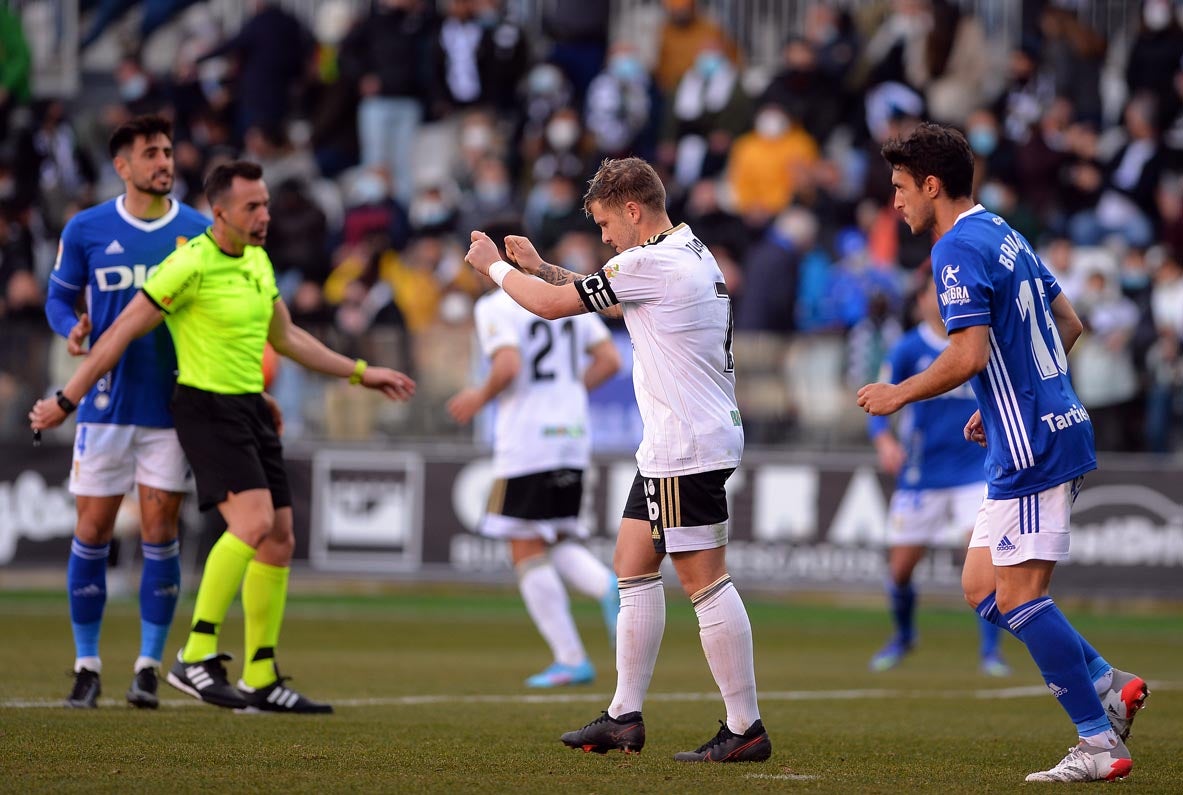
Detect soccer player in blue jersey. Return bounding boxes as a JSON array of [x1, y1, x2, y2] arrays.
[[866, 272, 1008, 677], [46, 116, 209, 709], [858, 123, 1149, 783]]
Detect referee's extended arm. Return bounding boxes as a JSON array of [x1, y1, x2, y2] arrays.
[[266, 299, 415, 401], [30, 292, 165, 430]]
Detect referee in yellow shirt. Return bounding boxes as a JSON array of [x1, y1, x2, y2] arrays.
[[31, 161, 415, 713]]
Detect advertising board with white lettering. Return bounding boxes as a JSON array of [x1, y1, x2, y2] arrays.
[[3, 445, 1180, 597]]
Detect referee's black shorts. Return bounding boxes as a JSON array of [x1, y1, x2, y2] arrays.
[[171, 384, 292, 512]]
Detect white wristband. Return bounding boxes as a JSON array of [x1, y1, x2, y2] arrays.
[[488, 260, 513, 287]]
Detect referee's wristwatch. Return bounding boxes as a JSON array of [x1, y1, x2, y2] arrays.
[[55, 390, 78, 415]]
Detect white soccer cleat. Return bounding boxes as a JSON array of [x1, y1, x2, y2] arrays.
[[1024, 740, 1133, 783], [1100, 668, 1150, 741]]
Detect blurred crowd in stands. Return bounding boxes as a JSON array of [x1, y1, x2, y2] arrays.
[[0, 0, 1182, 453]]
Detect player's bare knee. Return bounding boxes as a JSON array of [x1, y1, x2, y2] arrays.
[[234, 512, 275, 547], [139, 518, 178, 545], [73, 520, 115, 546]]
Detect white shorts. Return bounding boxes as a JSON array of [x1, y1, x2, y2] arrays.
[[479, 515, 589, 544], [69, 423, 191, 497], [887, 483, 986, 547], [968, 478, 1082, 566]]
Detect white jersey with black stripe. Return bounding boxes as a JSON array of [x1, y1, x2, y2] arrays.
[[474, 288, 611, 478], [576, 223, 743, 477]]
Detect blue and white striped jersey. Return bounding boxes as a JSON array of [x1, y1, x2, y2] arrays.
[[932, 204, 1096, 499], [868, 323, 986, 491]]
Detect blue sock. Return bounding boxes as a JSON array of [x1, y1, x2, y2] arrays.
[[139, 540, 181, 663], [888, 582, 915, 644], [979, 592, 1110, 684], [68, 537, 109, 662], [1078, 634, 1111, 686], [977, 614, 1001, 658], [1004, 597, 1110, 737]]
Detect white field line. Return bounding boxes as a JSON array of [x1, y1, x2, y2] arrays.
[[2, 681, 1178, 710]]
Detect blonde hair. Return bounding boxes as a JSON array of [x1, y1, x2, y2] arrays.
[[583, 157, 667, 216]]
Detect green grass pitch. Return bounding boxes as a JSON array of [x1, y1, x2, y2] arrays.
[[1, 586, 1179, 793]]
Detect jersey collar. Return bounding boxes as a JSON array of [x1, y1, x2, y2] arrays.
[[953, 203, 986, 227], [918, 320, 950, 351], [642, 222, 687, 247], [116, 194, 180, 232]]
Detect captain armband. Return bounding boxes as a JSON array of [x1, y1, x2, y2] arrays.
[[574, 270, 620, 313]]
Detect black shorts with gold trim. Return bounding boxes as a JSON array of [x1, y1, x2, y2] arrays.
[[487, 468, 584, 520], [622, 468, 734, 554]]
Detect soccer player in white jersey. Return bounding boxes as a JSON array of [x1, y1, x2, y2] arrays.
[[45, 116, 209, 709], [866, 273, 1009, 677], [858, 123, 1148, 783], [447, 257, 622, 688], [462, 157, 770, 763]]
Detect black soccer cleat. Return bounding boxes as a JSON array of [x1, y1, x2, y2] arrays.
[[673, 719, 772, 763], [65, 668, 101, 708], [166, 652, 247, 709], [126, 667, 159, 709], [236, 677, 334, 714], [560, 711, 645, 754]]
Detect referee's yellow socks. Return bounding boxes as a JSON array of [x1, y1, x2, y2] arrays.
[[182, 532, 256, 663], [241, 560, 289, 689]]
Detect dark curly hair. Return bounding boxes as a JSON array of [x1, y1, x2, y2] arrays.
[[881, 122, 974, 200], [583, 157, 667, 215], [108, 115, 172, 159]]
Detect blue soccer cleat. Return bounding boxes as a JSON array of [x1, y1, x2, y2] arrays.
[[525, 660, 595, 688], [601, 574, 620, 649], [869, 637, 913, 672]]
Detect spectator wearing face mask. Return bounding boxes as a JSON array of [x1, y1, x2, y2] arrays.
[[660, 40, 751, 187], [457, 155, 521, 233], [585, 44, 659, 160], [524, 173, 584, 253], [408, 183, 461, 237], [1126, 0, 1183, 110], [654, 0, 740, 95], [528, 108, 588, 184], [725, 104, 819, 222], [474, 0, 533, 122], [758, 37, 843, 148], [1070, 268, 1144, 452], [966, 107, 1018, 190]]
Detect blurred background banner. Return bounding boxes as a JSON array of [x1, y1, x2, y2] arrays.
[[4, 442, 1181, 596]]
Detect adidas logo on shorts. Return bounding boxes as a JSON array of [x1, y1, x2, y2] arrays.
[[996, 535, 1017, 552]]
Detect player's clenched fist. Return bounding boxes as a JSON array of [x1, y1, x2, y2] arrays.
[[465, 230, 501, 275], [504, 235, 542, 275], [857, 382, 905, 416]]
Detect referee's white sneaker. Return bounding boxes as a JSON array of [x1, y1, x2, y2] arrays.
[[1024, 740, 1132, 782]]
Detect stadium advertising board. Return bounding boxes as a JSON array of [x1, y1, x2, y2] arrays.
[[3, 444, 1181, 597]]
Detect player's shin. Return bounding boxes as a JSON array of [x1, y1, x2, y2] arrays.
[[609, 573, 665, 718], [241, 560, 289, 688], [1005, 597, 1116, 745], [68, 537, 110, 670], [182, 533, 255, 662], [138, 539, 180, 669], [692, 575, 760, 734]]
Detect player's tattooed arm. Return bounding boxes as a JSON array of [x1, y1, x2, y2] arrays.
[[536, 262, 622, 317], [535, 261, 578, 286]]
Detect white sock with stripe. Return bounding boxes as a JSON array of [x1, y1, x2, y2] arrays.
[[551, 540, 613, 599], [692, 575, 761, 735], [517, 557, 585, 667], [609, 573, 665, 717]]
